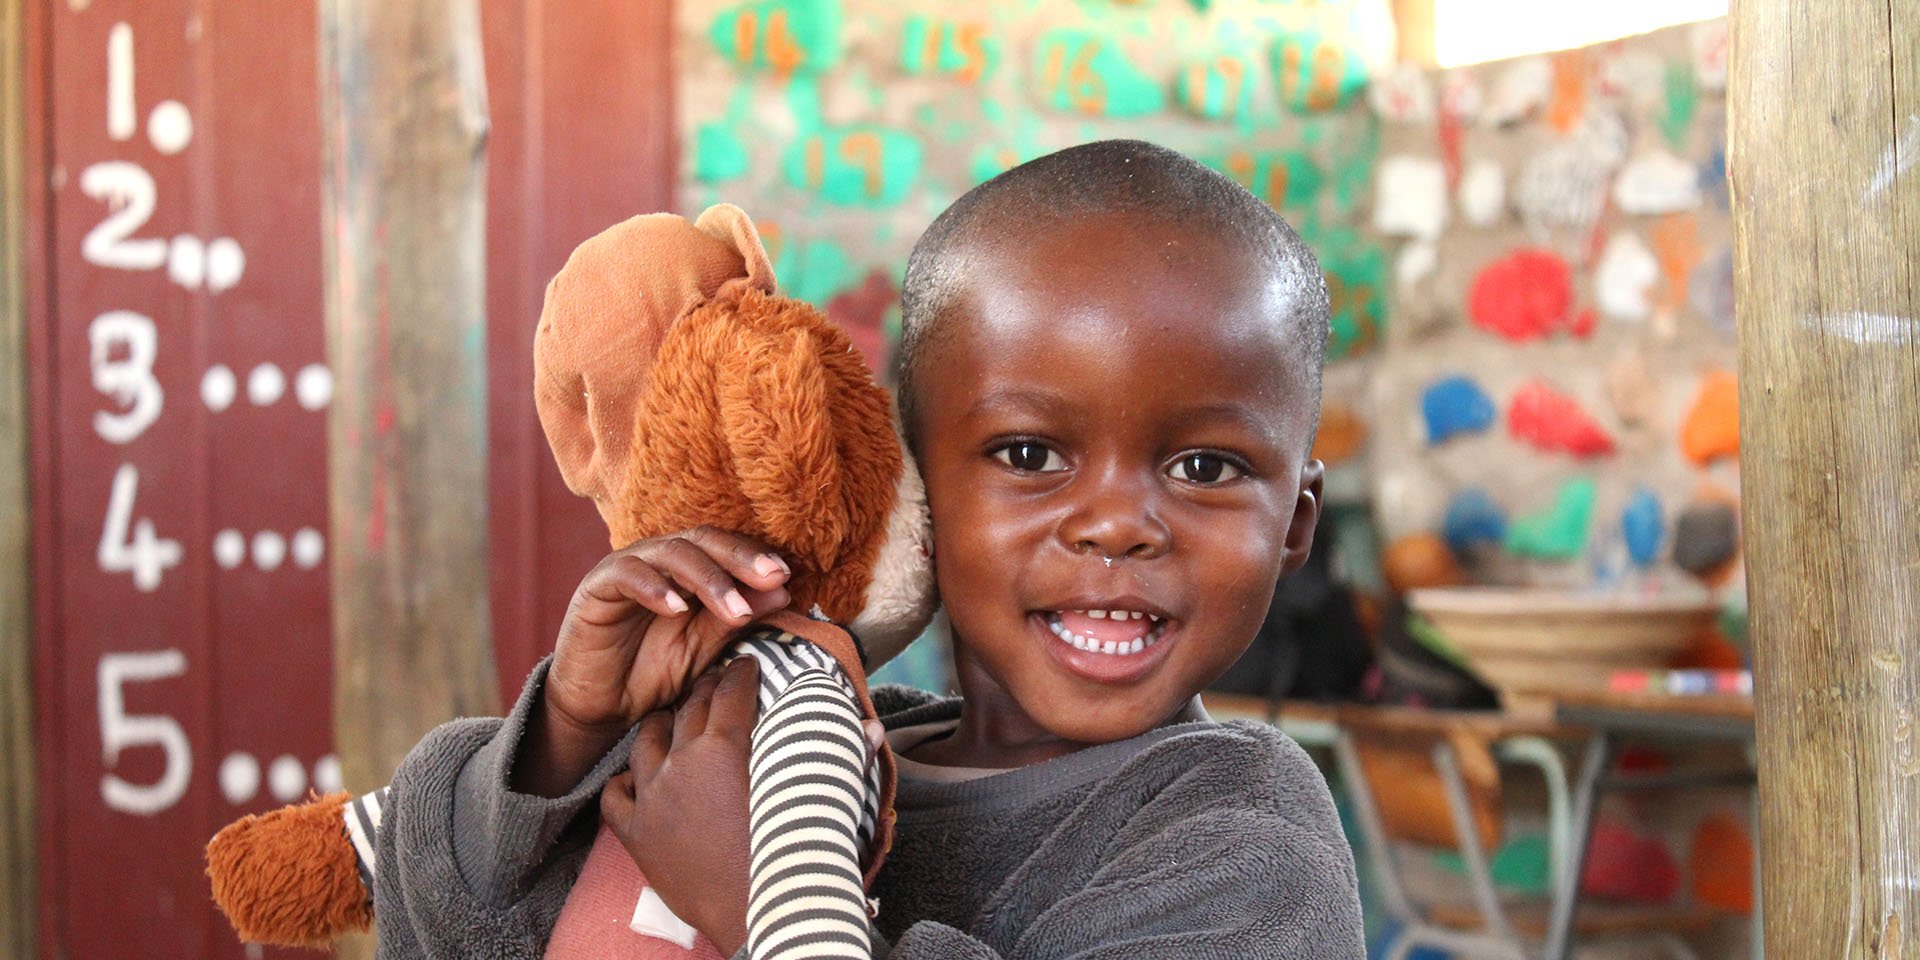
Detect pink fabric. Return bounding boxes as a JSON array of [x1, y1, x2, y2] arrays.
[[544, 825, 726, 960]]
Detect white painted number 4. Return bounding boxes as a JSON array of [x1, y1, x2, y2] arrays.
[[98, 649, 192, 815], [98, 464, 182, 591]]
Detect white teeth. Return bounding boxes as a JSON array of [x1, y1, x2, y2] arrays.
[[1046, 612, 1170, 657]]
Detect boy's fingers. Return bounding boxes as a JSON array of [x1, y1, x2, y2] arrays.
[[630, 711, 673, 774], [683, 526, 791, 592], [652, 538, 758, 623], [706, 656, 761, 740], [673, 671, 721, 748], [578, 555, 688, 619], [863, 720, 886, 774], [599, 772, 636, 829]]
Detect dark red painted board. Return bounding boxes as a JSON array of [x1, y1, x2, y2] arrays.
[[28, 1, 334, 957], [26, 0, 675, 955]]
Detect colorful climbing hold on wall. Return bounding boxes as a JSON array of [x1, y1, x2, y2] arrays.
[[1421, 376, 1495, 444], [1508, 381, 1615, 457], [1681, 370, 1739, 465], [1272, 30, 1365, 113], [1505, 477, 1597, 560], [709, 0, 843, 77], [1468, 249, 1574, 341], [1310, 405, 1368, 466], [1444, 489, 1508, 554], [781, 126, 923, 207], [1033, 30, 1163, 118], [1672, 501, 1739, 580], [1660, 61, 1698, 150], [1691, 813, 1754, 914], [901, 16, 998, 83], [1175, 54, 1256, 122], [1622, 488, 1664, 568]]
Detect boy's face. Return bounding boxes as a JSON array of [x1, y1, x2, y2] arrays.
[[913, 212, 1324, 753]]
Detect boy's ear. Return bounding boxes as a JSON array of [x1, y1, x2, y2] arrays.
[[1279, 458, 1326, 576]]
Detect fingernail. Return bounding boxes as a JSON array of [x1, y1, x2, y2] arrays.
[[754, 554, 787, 578], [664, 592, 689, 614], [864, 720, 886, 752], [724, 589, 752, 619]]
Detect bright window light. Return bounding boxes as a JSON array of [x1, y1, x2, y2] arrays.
[[1432, 0, 1727, 67]]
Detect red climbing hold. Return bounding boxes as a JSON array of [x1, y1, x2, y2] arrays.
[[1469, 249, 1573, 341], [1509, 381, 1615, 456]]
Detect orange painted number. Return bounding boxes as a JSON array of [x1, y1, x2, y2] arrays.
[[839, 132, 884, 199], [765, 8, 804, 76]]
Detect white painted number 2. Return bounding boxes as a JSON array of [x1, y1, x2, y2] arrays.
[[79, 161, 165, 271], [89, 310, 163, 443], [98, 649, 192, 815], [98, 464, 182, 592]]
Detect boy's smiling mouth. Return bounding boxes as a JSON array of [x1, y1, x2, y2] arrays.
[[1029, 599, 1180, 685], [1044, 609, 1168, 655]]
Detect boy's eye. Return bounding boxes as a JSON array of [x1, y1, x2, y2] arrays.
[[1169, 453, 1242, 485], [994, 442, 1067, 473]]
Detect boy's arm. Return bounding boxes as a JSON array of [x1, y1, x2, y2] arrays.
[[371, 657, 639, 958]]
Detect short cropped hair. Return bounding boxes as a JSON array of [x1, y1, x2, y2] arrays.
[[896, 139, 1330, 440]]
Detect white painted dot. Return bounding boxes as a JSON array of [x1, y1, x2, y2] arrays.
[[147, 100, 193, 155], [213, 528, 246, 569], [168, 234, 206, 288], [268, 754, 307, 802], [292, 527, 326, 570], [247, 363, 285, 406], [295, 364, 335, 410], [219, 752, 260, 804], [201, 364, 236, 412], [206, 237, 245, 293], [313, 754, 344, 794], [252, 530, 286, 571]]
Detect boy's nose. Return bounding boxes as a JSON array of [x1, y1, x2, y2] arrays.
[[1059, 476, 1171, 561]]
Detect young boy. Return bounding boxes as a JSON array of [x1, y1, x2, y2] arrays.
[[374, 140, 1364, 958]]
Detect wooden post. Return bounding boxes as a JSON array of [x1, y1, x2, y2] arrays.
[[0, 0, 34, 952], [319, 0, 498, 899], [1731, 3, 1920, 956]]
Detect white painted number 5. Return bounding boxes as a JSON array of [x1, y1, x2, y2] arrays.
[[98, 649, 192, 815]]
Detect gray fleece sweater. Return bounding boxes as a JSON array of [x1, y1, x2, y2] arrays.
[[371, 661, 1365, 959]]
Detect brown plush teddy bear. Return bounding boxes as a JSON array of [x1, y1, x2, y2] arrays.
[[206, 204, 937, 952]]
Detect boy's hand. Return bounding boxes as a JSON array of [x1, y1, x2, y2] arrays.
[[600, 657, 760, 957], [514, 527, 791, 797]]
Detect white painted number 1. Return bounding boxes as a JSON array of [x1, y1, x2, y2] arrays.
[[98, 464, 182, 591], [98, 649, 192, 815]]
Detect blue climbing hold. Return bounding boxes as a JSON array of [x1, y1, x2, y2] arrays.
[[1622, 488, 1664, 567], [1443, 489, 1508, 553], [1422, 376, 1496, 444]]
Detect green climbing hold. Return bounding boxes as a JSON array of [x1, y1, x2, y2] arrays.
[[1505, 477, 1598, 560]]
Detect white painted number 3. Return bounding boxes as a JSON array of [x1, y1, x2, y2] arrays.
[[89, 310, 163, 443], [98, 649, 192, 815], [98, 464, 182, 591]]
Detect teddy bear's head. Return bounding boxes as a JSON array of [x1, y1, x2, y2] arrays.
[[532, 205, 936, 665]]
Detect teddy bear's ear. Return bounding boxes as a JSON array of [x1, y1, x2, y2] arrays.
[[714, 315, 854, 572]]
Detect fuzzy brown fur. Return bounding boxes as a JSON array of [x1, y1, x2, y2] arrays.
[[614, 288, 902, 626], [206, 792, 372, 946]]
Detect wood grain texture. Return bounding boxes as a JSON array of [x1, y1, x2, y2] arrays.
[[319, 0, 499, 845], [0, 0, 33, 953], [1731, 2, 1920, 956]]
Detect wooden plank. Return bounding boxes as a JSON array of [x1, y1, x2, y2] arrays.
[[319, 0, 498, 814], [1730, 2, 1920, 956], [0, 0, 33, 950]]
